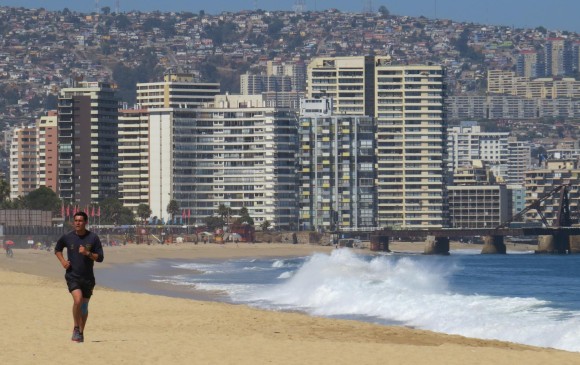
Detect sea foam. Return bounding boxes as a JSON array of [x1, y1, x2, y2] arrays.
[[232, 249, 580, 352]]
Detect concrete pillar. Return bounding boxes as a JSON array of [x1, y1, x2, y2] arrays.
[[536, 234, 568, 254], [424, 235, 449, 255], [569, 235, 580, 254], [536, 235, 554, 253], [481, 235, 506, 254], [370, 235, 390, 252]]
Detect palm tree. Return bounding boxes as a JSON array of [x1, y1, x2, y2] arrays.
[[166, 199, 180, 223], [217, 204, 230, 220]]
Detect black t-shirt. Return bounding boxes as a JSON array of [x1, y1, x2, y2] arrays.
[[55, 230, 104, 280]]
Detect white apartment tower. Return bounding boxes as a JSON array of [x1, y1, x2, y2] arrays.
[[118, 107, 150, 213], [447, 121, 510, 182], [240, 73, 292, 95], [146, 91, 298, 228], [374, 60, 447, 229], [507, 137, 531, 185], [135, 73, 220, 220], [186, 94, 298, 229]]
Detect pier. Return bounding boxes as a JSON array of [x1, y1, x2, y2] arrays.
[[369, 227, 580, 255]]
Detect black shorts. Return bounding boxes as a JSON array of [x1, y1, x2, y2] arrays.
[[65, 272, 96, 299]]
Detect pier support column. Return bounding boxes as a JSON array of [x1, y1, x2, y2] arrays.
[[481, 235, 506, 254], [370, 235, 390, 252], [536, 234, 569, 254], [569, 235, 580, 254], [424, 236, 449, 255]]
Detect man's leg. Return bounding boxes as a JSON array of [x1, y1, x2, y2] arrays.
[[71, 289, 84, 330], [80, 298, 90, 334]]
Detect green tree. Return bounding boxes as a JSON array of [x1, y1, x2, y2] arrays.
[[260, 220, 271, 231], [167, 199, 180, 220], [115, 14, 131, 29], [99, 197, 135, 225], [204, 216, 224, 232], [136, 203, 152, 223], [536, 26, 547, 35], [237, 206, 254, 226], [0, 179, 10, 204], [267, 18, 284, 37], [22, 186, 61, 212], [217, 204, 232, 222], [378, 5, 390, 18]]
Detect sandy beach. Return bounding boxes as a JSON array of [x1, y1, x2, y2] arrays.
[[1, 242, 578, 365]]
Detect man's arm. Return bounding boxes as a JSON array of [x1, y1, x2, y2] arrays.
[[93, 235, 104, 262], [55, 250, 70, 269], [80, 234, 104, 262], [54, 235, 70, 269]]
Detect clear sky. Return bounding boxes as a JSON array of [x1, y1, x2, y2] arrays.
[[5, 0, 580, 33]]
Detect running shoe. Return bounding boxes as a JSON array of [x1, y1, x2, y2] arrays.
[[71, 327, 83, 343]]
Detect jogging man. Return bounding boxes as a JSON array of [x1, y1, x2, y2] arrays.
[[55, 211, 104, 343]]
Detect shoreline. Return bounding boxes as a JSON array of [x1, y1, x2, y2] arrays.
[[1, 242, 578, 365]]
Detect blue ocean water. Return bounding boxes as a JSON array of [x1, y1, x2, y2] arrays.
[[98, 248, 580, 352]]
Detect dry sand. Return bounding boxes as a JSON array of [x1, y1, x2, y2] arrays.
[[1, 242, 578, 365]]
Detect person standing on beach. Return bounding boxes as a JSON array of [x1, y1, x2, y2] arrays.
[[54, 211, 104, 343]]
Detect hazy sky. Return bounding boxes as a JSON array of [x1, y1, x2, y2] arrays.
[[5, 0, 580, 33]]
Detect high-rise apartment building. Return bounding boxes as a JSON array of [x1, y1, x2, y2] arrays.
[[145, 90, 298, 228], [507, 137, 531, 185], [136, 73, 220, 109], [306, 56, 375, 116], [36, 111, 59, 194], [137, 73, 221, 221], [304, 56, 448, 229], [571, 41, 580, 75], [545, 37, 571, 77], [9, 125, 37, 199], [267, 58, 306, 91], [447, 121, 510, 182], [487, 70, 580, 99], [57, 81, 119, 207], [517, 50, 538, 79], [118, 107, 150, 213], [240, 73, 292, 95], [374, 60, 448, 229], [298, 98, 376, 231], [448, 161, 509, 229], [184, 94, 299, 229]]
